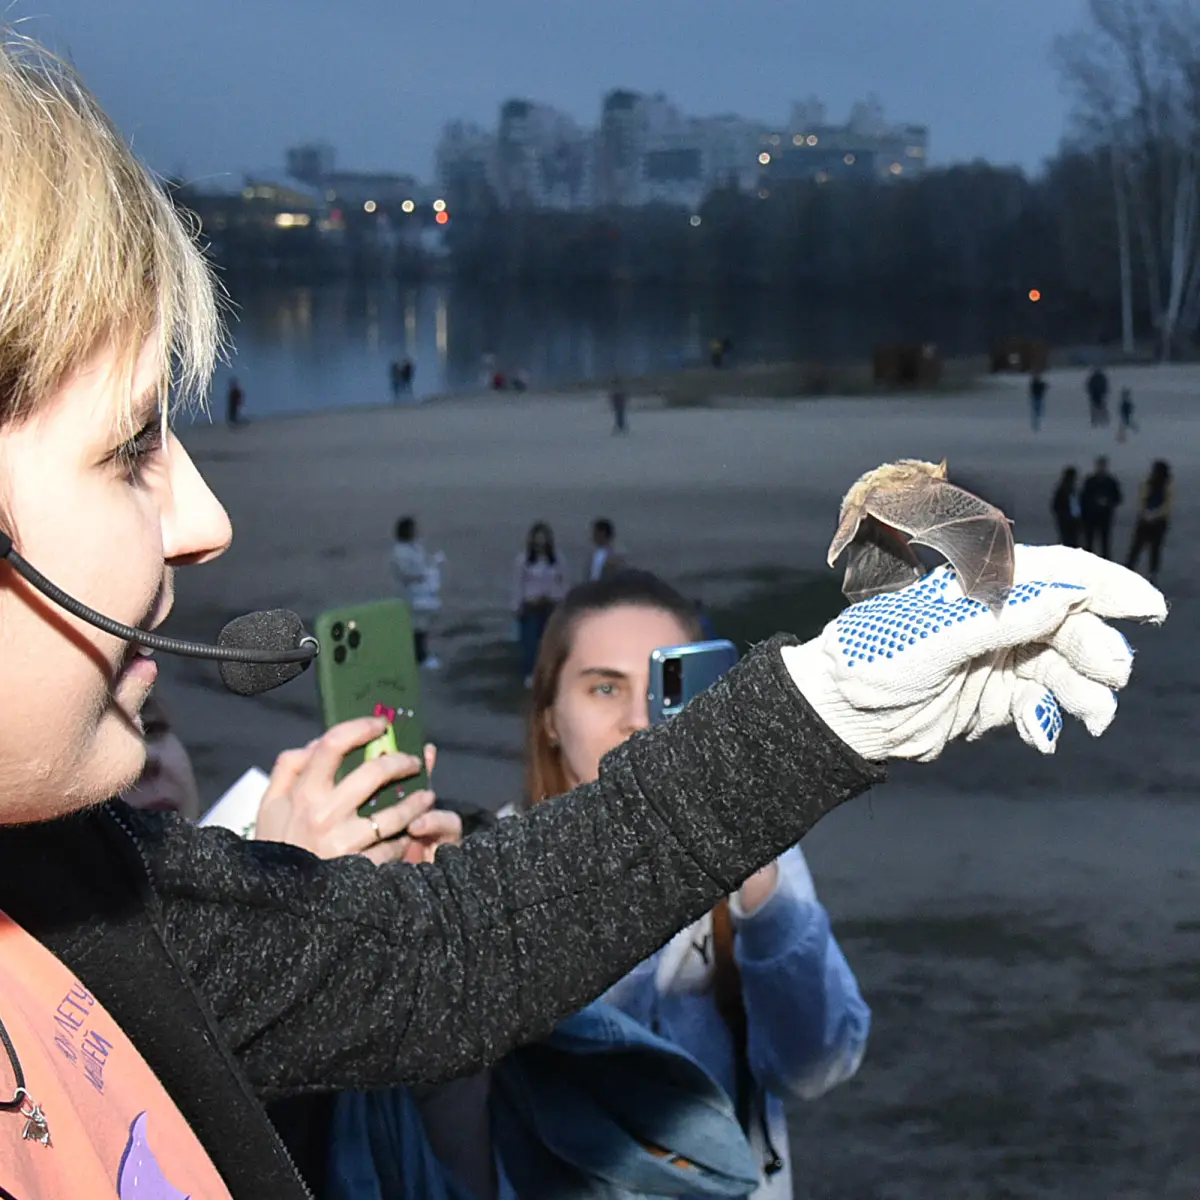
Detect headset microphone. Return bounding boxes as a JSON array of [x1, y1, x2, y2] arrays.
[[0, 532, 318, 697]]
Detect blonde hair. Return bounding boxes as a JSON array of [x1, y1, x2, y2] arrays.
[[0, 30, 222, 434]]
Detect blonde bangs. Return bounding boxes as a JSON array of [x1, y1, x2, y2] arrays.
[[0, 31, 224, 435]]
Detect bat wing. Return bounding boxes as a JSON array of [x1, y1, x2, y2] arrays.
[[841, 515, 924, 603], [864, 478, 1014, 611]]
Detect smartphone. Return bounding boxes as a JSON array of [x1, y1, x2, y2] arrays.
[[648, 639, 740, 725], [313, 598, 429, 818]]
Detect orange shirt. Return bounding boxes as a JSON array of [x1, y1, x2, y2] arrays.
[[0, 911, 231, 1199]]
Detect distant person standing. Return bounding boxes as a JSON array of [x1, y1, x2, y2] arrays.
[[1051, 466, 1081, 546], [391, 516, 444, 669], [610, 380, 629, 434], [1126, 459, 1172, 585], [1028, 373, 1048, 431], [1117, 387, 1137, 442], [512, 522, 567, 686], [389, 360, 403, 402], [587, 518, 626, 581], [226, 376, 244, 426], [1086, 366, 1110, 427], [1080, 456, 1123, 559]]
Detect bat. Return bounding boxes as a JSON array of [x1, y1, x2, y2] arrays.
[[826, 459, 1015, 613]]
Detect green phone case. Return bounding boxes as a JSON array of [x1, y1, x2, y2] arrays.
[[313, 598, 429, 817]]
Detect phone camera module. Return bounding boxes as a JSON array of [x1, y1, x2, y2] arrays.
[[330, 622, 345, 642], [662, 657, 683, 711], [333, 644, 347, 665], [348, 629, 361, 649]]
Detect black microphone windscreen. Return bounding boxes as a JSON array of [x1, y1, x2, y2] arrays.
[[217, 609, 312, 696]]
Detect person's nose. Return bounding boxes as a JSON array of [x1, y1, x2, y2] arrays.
[[161, 433, 233, 565], [623, 688, 652, 736]]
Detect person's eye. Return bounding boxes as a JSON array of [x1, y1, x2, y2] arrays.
[[591, 681, 619, 698], [113, 418, 165, 483]]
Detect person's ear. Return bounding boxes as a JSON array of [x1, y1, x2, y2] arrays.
[[542, 706, 560, 750]]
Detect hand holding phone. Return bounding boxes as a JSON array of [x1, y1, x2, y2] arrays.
[[314, 599, 430, 816], [648, 639, 739, 725]]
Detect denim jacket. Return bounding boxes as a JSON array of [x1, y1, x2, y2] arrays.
[[327, 1000, 760, 1199]]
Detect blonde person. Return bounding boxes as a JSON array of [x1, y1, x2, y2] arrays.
[[0, 30, 1166, 1199]]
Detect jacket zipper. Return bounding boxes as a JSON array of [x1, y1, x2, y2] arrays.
[[107, 807, 316, 1200]]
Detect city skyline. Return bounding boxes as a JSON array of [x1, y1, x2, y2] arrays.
[[23, 0, 1085, 186]]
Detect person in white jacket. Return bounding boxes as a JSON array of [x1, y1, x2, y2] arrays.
[[522, 569, 870, 1199], [391, 515, 445, 669]]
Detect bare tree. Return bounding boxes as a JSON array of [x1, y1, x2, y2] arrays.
[[1055, 0, 1200, 357]]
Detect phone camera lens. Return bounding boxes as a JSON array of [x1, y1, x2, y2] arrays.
[[333, 644, 347, 664], [348, 629, 361, 649], [330, 622, 345, 642]]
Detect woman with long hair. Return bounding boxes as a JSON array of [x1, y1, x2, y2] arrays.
[[524, 571, 870, 1199], [512, 521, 567, 685], [1126, 459, 1173, 585]]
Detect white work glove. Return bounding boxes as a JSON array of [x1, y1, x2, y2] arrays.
[[784, 545, 1167, 762]]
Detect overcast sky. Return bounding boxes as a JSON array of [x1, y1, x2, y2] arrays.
[[17, 0, 1087, 186]]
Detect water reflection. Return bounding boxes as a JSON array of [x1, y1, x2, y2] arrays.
[[199, 281, 1072, 420]]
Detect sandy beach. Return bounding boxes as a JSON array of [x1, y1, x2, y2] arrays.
[[166, 364, 1200, 1198]]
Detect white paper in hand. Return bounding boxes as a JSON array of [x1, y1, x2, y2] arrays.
[[198, 766, 270, 839]]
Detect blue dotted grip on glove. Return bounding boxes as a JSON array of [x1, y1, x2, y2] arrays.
[[835, 574, 1065, 666]]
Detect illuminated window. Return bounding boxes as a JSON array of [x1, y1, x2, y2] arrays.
[[274, 213, 312, 228], [401, 199, 416, 213], [364, 200, 377, 213], [758, 151, 771, 165]]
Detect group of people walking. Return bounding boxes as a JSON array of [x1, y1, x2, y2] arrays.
[[1052, 457, 1173, 582]]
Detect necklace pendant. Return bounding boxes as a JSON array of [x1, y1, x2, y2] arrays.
[[21, 1101, 51, 1147]]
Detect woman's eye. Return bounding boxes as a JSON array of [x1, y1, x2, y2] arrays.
[[591, 682, 618, 698]]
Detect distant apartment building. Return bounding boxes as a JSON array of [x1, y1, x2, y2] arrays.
[[756, 97, 929, 188], [435, 120, 497, 213], [496, 100, 591, 210], [596, 90, 765, 208]]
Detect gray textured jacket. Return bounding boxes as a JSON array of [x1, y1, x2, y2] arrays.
[[0, 635, 884, 1198]]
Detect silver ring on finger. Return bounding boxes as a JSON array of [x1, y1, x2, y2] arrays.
[[367, 814, 383, 844]]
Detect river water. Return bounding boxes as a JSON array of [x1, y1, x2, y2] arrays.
[[203, 281, 1064, 419]]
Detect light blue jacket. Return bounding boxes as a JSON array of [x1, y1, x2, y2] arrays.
[[602, 846, 870, 1199]]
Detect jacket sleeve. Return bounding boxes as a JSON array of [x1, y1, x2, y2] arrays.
[[128, 634, 885, 1101], [731, 846, 870, 1101]]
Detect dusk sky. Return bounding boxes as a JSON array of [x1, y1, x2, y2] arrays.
[[20, 0, 1087, 186]]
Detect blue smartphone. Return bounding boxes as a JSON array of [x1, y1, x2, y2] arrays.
[[648, 639, 740, 725]]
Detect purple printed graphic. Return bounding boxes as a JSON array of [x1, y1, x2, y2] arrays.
[[118, 1112, 191, 1200]]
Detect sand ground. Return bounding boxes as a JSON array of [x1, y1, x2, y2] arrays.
[[166, 364, 1200, 1198]]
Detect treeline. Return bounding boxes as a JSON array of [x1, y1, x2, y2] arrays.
[[445, 161, 1087, 309]]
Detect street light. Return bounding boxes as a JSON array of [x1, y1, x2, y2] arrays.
[[689, 214, 702, 227], [401, 199, 415, 213], [364, 200, 377, 213], [433, 198, 447, 213]]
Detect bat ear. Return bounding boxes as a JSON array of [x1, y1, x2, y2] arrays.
[[827, 505, 861, 567], [936, 459, 949, 478]]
